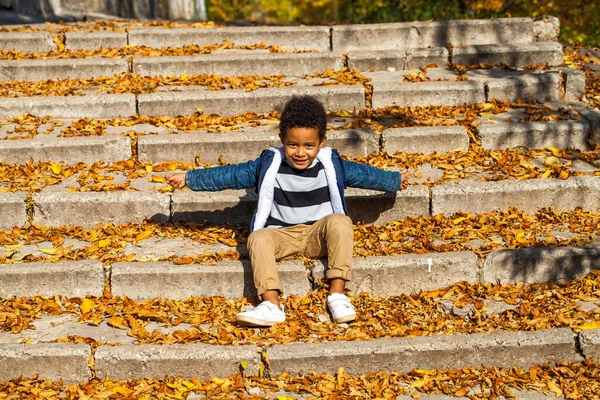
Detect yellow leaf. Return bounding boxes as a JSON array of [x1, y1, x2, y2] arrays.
[[5, 249, 18, 258], [547, 380, 563, 396], [50, 161, 61, 175], [515, 231, 528, 244], [135, 230, 153, 242], [149, 175, 165, 183], [80, 298, 95, 314], [337, 366, 345, 386], [453, 217, 468, 224], [145, 164, 153, 173], [107, 315, 127, 329], [112, 386, 133, 396], [411, 378, 428, 388], [579, 321, 600, 330], [545, 146, 562, 157], [98, 239, 111, 248], [39, 248, 59, 255]]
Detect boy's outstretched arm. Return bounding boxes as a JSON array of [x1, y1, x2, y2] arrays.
[[342, 159, 411, 192], [165, 158, 259, 191]]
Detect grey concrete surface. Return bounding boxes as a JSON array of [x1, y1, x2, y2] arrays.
[[64, 31, 128, 51], [267, 328, 580, 375], [479, 120, 590, 150], [473, 70, 562, 103], [95, 343, 261, 380], [431, 177, 597, 216], [111, 259, 310, 300], [0, 192, 27, 230], [312, 252, 478, 295], [138, 129, 281, 164], [533, 16, 560, 42], [371, 81, 486, 108], [332, 18, 534, 52], [128, 26, 331, 51], [405, 47, 449, 69], [0, 135, 132, 164], [0, 260, 105, 297], [562, 68, 586, 100], [574, 102, 600, 144], [348, 47, 449, 72], [32, 191, 171, 227], [0, 343, 92, 383], [383, 125, 470, 154], [133, 52, 344, 77], [483, 244, 600, 284], [0, 31, 56, 53], [0, 57, 130, 81], [344, 186, 431, 223], [452, 42, 563, 67], [138, 128, 378, 164], [137, 85, 365, 117], [0, 94, 137, 118], [579, 328, 600, 360], [171, 189, 258, 226]]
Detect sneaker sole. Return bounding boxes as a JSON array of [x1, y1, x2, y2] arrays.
[[333, 313, 356, 324], [236, 315, 284, 327]]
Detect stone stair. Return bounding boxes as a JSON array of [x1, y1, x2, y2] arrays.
[[0, 16, 600, 399]]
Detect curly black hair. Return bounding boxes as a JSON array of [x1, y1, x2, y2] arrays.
[[279, 95, 327, 141]]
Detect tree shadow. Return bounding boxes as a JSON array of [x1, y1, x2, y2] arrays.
[[491, 243, 600, 284]]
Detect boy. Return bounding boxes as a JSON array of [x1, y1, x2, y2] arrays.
[[166, 95, 410, 327]]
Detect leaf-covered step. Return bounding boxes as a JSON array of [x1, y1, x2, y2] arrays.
[[0, 362, 588, 398]]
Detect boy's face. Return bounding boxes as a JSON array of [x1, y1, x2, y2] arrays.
[[280, 127, 325, 170]]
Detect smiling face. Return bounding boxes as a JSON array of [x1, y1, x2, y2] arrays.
[[280, 127, 325, 170]]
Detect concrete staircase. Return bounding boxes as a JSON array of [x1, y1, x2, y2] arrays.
[[1, 16, 600, 398]]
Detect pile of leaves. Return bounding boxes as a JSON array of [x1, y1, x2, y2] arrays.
[[0, 19, 221, 34], [2, 360, 599, 399], [0, 72, 294, 97], [0, 39, 296, 61]]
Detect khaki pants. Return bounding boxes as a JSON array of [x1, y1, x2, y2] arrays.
[[247, 213, 353, 296]]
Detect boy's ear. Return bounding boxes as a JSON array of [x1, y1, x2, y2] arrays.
[[319, 136, 327, 148], [279, 132, 285, 143]]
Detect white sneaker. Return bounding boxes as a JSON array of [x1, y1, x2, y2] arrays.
[[236, 301, 286, 327], [327, 293, 356, 323]]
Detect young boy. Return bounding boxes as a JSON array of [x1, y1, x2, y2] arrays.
[[166, 95, 410, 327]]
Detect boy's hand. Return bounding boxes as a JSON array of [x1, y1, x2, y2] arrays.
[[400, 170, 412, 190], [164, 173, 187, 189]]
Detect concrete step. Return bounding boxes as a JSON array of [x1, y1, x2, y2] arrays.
[[0, 67, 587, 118], [0, 51, 345, 81], [331, 18, 554, 52], [1, 101, 598, 165], [452, 42, 564, 68], [1, 275, 599, 391], [347, 42, 563, 72], [0, 17, 559, 55], [0, 328, 585, 387], [367, 68, 572, 108], [1, 207, 600, 298], [0, 174, 587, 228]]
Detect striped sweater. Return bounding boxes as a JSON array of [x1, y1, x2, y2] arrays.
[[265, 158, 334, 228]]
